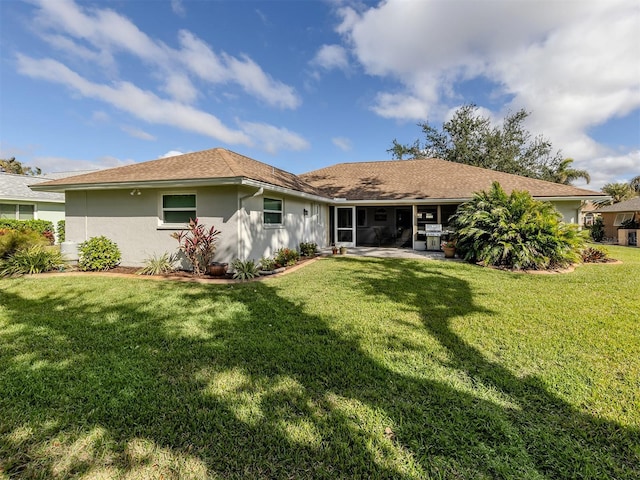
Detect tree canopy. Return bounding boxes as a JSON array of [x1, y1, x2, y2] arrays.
[[0, 157, 42, 176], [388, 104, 576, 182]]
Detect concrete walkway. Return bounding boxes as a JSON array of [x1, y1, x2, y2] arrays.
[[321, 247, 452, 260]]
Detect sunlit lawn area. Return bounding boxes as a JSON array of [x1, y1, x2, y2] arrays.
[[1, 246, 639, 479]]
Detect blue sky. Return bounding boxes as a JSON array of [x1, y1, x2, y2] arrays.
[[1, 0, 638, 190]]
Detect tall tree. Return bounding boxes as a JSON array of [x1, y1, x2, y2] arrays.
[[388, 104, 563, 179], [629, 175, 640, 193], [0, 157, 42, 176], [544, 158, 591, 185]]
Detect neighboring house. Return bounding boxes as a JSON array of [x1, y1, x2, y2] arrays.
[[32, 148, 606, 266], [593, 196, 640, 244], [0, 172, 65, 231]]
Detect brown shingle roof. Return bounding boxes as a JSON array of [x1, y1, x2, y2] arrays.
[[593, 196, 640, 213], [34, 148, 323, 196], [300, 158, 604, 200]]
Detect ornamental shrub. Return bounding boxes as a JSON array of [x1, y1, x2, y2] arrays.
[[451, 181, 585, 270], [0, 229, 48, 258], [78, 236, 121, 271], [581, 246, 610, 263], [231, 258, 260, 282], [170, 218, 221, 275], [590, 217, 605, 242], [57, 220, 65, 242], [0, 219, 54, 237], [299, 242, 318, 257], [0, 246, 64, 277], [274, 247, 299, 267]]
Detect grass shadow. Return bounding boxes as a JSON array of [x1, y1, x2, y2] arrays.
[[0, 258, 638, 479]]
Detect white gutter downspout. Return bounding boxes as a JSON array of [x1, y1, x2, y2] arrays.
[[238, 187, 264, 261]]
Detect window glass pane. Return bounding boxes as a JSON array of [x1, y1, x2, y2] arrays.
[[18, 205, 34, 220], [0, 204, 15, 219], [337, 208, 352, 228], [264, 198, 282, 212], [264, 212, 282, 224], [337, 230, 353, 242], [163, 195, 195, 209], [164, 210, 195, 223], [357, 209, 366, 227]]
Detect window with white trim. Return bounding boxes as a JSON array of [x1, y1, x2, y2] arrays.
[[263, 197, 283, 225], [614, 212, 635, 226], [162, 194, 196, 224], [0, 203, 34, 220]]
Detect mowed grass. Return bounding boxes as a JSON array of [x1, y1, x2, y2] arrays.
[[0, 246, 638, 479]]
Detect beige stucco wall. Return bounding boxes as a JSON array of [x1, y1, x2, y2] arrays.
[[64, 186, 329, 267], [65, 187, 240, 267], [238, 187, 328, 261], [550, 200, 581, 225]]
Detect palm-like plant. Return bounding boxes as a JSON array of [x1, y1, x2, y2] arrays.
[[630, 175, 640, 193], [452, 182, 584, 270], [595, 182, 635, 206], [547, 158, 591, 185]]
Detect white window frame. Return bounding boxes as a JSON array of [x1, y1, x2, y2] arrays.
[[263, 197, 283, 226], [613, 213, 635, 226], [0, 203, 36, 220], [159, 193, 197, 228]]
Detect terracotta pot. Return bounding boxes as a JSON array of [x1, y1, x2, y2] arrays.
[[207, 262, 228, 276], [443, 246, 456, 258]]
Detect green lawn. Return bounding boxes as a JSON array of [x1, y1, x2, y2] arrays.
[[1, 246, 639, 479]]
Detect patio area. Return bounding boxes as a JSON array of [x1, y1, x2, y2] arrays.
[[321, 246, 458, 260]]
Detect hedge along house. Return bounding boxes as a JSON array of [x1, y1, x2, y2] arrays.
[[33, 148, 606, 266], [300, 159, 606, 250], [32, 149, 329, 266]]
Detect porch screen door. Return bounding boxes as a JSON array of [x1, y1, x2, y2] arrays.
[[336, 206, 355, 247]]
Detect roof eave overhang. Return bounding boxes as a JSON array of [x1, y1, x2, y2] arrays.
[[328, 195, 604, 205], [1, 195, 65, 204], [30, 176, 332, 203]]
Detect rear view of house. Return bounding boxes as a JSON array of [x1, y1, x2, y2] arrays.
[[32, 148, 605, 266]]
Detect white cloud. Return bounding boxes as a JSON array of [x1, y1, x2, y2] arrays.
[[336, 0, 640, 187], [29, 0, 300, 108], [237, 121, 310, 154], [159, 150, 185, 158], [121, 126, 156, 141], [311, 44, 350, 72], [332, 137, 352, 152], [91, 110, 110, 123], [171, 0, 186, 17], [17, 55, 251, 145], [32, 155, 134, 174]]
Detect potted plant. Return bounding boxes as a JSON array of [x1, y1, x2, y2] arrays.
[[441, 240, 456, 258], [339, 245, 347, 255], [207, 261, 228, 276], [331, 244, 338, 255]]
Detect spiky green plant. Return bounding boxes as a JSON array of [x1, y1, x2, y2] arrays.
[[0, 246, 64, 276], [231, 258, 260, 282], [136, 252, 176, 275], [452, 182, 585, 270]]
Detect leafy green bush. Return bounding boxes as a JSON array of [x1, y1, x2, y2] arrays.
[[78, 236, 121, 271], [452, 181, 585, 270], [57, 220, 65, 242], [0, 219, 54, 237], [274, 247, 300, 267], [136, 252, 176, 275], [0, 246, 64, 276], [170, 218, 221, 275], [590, 217, 605, 242], [259, 256, 276, 271], [231, 258, 260, 282], [0, 229, 48, 258], [299, 242, 318, 257]]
